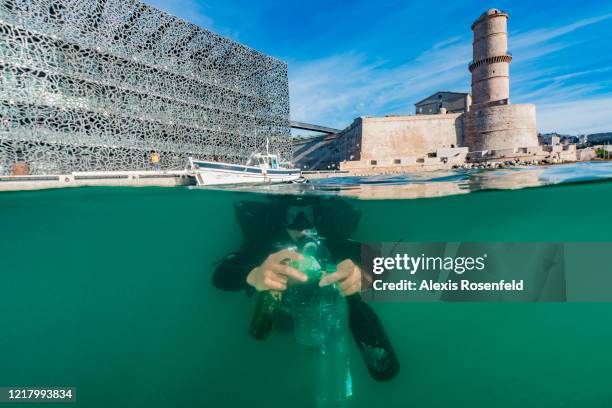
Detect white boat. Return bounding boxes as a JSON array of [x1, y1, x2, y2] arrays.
[[189, 152, 301, 186]]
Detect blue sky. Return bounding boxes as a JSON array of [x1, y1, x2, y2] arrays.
[[147, 0, 612, 134]]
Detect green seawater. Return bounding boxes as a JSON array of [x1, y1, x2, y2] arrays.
[[1, 171, 612, 407]]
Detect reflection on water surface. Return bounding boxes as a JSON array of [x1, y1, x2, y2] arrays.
[[208, 162, 612, 199]]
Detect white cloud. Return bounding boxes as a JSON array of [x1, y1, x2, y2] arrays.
[[537, 97, 612, 134], [289, 40, 472, 128], [510, 14, 612, 50], [431, 36, 463, 50], [289, 53, 385, 129], [551, 67, 612, 82], [515, 80, 606, 105]]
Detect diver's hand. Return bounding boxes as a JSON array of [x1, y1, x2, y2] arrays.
[[319, 259, 363, 296], [247, 249, 307, 292]]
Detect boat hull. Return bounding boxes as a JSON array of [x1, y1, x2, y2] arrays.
[[189, 159, 301, 186]]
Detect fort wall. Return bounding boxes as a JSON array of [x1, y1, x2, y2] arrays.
[[464, 104, 538, 151], [359, 114, 463, 163]]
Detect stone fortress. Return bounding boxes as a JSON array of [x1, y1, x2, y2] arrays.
[[294, 9, 579, 173]]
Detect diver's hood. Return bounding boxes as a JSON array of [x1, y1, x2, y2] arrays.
[[233, 197, 362, 245]]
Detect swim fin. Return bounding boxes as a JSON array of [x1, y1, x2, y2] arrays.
[[346, 294, 400, 381]]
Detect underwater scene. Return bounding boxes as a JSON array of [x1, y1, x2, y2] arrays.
[[2, 161, 612, 407]]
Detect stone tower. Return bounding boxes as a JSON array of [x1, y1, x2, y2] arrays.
[[469, 9, 512, 106], [464, 9, 538, 153]]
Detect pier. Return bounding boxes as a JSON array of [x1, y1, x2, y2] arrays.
[[0, 170, 350, 191], [0, 171, 194, 192]]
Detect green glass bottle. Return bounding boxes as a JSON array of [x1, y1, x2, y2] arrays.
[[249, 290, 281, 340]]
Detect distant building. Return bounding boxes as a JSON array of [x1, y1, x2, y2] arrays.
[[585, 132, 612, 145], [539, 133, 580, 145], [538, 133, 562, 145], [415, 92, 471, 115]]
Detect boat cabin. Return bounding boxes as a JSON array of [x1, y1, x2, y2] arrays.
[[246, 153, 280, 169]]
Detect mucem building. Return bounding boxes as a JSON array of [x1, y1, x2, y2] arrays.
[[0, 0, 291, 174]]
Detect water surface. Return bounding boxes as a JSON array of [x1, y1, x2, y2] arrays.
[[224, 161, 612, 199]]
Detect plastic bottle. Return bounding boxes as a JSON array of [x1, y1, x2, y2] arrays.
[[283, 234, 336, 347], [248, 233, 353, 406], [315, 294, 352, 408], [281, 233, 352, 407]]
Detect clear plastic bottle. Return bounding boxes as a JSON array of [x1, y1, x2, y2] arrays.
[[281, 233, 352, 407], [282, 235, 337, 347], [315, 296, 352, 408]]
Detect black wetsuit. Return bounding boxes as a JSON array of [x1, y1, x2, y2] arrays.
[[212, 199, 400, 381]]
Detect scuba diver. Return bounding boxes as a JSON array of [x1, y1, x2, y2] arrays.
[[213, 195, 400, 383]]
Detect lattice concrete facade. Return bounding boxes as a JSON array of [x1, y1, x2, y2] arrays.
[[0, 0, 291, 175]]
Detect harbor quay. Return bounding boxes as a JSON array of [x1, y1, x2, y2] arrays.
[[0, 170, 194, 192]]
